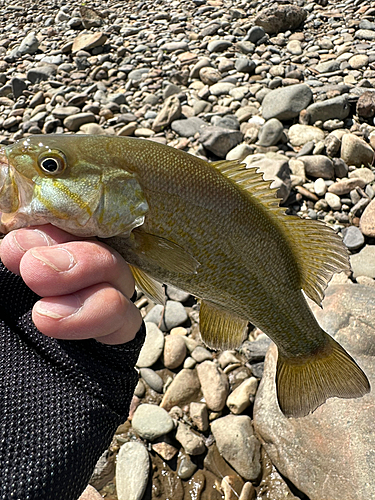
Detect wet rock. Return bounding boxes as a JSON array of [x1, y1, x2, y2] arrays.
[[116, 442, 149, 500], [163, 335, 186, 370], [161, 368, 201, 411], [360, 199, 375, 237], [261, 84, 313, 121], [340, 133, 374, 167], [199, 126, 243, 158], [132, 404, 174, 441], [211, 415, 261, 481], [254, 283, 375, 500], [305, 95, 350, 125], [152, 95, 181, 132], [177, 453, 197, 480], [255, 5, 307, 34], [196, 361, 229, 412], [298, 155, 334, 179], [256, 453, 298, 500]]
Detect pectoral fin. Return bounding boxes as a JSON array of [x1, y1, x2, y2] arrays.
[[129, 265, 165, 305], [199, 300, 248, 350], [131, 228, 200, 275]]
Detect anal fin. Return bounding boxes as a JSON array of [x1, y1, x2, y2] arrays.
[[276, 333, 370, 418], [129, 265, 165, 305], [199, 300, 248, 350]]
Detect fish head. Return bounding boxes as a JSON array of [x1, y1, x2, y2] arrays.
[[0, 135, 148, 238]]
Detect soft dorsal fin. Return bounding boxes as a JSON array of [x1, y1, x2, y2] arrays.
[[129, 265, 165, 305], [211, 160, 350, 307], [199, 299, 248, 350]]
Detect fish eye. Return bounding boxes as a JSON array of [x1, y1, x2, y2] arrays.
[[37, 151, 66, 175]]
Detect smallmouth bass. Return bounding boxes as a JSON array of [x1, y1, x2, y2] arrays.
[[0, 135, 370, 417]]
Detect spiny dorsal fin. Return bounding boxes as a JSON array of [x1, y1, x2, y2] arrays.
[[199, 299, 248, 350], [129, 265, 165, 305], [131, 228, 200, 275], [211, 160, 350, 307]]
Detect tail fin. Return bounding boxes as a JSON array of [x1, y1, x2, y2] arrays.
[[276, 333, 370, 418]]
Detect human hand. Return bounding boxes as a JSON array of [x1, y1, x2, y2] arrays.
[[0, 225, 142, 345]]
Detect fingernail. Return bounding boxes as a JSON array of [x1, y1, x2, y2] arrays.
[[14, 229, 51, 252], [30, 247, 76, 272], [34, 295, 81, 319]]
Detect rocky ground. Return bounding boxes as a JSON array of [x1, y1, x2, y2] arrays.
[[1, 0, 375, 499]]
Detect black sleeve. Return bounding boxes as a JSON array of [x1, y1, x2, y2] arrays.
[[0, 262, 145, 500]]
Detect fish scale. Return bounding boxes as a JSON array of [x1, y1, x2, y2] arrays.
[[0, 134, 370, 418]]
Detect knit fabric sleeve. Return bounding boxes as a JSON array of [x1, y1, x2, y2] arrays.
[[0, 261, 145, 500]]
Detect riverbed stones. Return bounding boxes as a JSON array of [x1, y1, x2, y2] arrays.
[[341, 134, 374, 167], [161, 369, 201, 411], [132, 404, 174, 441], [304, 95, 350, 124], [261, 84, 313, 121], [298, 155, 334, 179], [211, 415, 261, 481], [163, 335, 186, 370], [351, 245, 375, 279], [116, 442, 149, 500], [288, 124, 325, 147], [255, 5, 307, 34], [360, 199, 375, 237], [136, 322, 164, 368], [196, 361, 229, 412]]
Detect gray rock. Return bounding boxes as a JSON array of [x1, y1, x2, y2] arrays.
[[246, 26, 266, 43], [325, 192, 341, 211], [351, 245, 375, 278], [245, 156, 291, 203], [340, 134, 374, 167], [144, 301, 188, 332], [209, 82, 236, 96], [52, 106, 81, 120], [139, 368, 164, 393], [212, 115, 240, 130], [171, 117, 206, 137], [332, 158, 349, 179], [199, 126, 243, 158], [63, 112, 96, 131], [226, 143, 254, 162], [166, 285, 190, 302], [254, 283, 375, 500], [298, 155, 334, 179], [325, 134, 341, 157], [315, 60, 340, 73], [236, 41, 255, 55], [349, 167, 375, 185], [177, 454, 197, 480], [342, 226, 365, 251], [304, 95, 350, 124], [27, 65, 57, 83], [355, 29, 375, 41], [132, 404, 174, 441], [196, 361, 229, 411], [191, 346, 213, 363], [128, 68, 149, 81], [199, 67, 222, 86], [255, 4, 307, 34], [258, 118, 284, 147], [262, 84, 313, 121], [207, 40, 232, 53], [116, 442, 150, 500], [17, 32, 39, 56], [211, 415, 261, 481], [241, 335, 272, 362], [161, 41, 189, 52], [175, 422, 206, 455], [235, 58, 256, 74], [11, 77, 27, 100]]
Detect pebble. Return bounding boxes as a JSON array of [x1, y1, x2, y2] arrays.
[[163, 335, 187, 370], [175, 422, 206, 456], [116, 442, 149, 500], [360, 199, 375, 237], [340, 133, 374, 167], [351, 245, 375, 279], [211, 415, 261, 481], [139, 368, 164, 393], [288, 124, 325, 147], [261, 84, 312, 121], [226, 377, 258, 415], [161, 369, 201, 411], [342, 226, 365, 251], [132, 404, 174, 441], [190, 402, 209, 432], [298, 155, 334, 179], [144, 301, 188, 331], [196, 361, 229, 412]]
